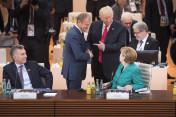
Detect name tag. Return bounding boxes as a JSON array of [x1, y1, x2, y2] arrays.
[[27, 24, 34, 36], [160, 16, 167, 27], [130, 2, 137, 12]]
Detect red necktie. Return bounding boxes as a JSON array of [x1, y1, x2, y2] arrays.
[[99, 26, 107, 63], [160, 0, 165, 16]]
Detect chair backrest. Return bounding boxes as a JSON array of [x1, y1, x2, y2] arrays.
[[131, 13, 142, 21], [135, 62, 152, 89], [0, 48, 6, 63], [38, 63, 46, 88]]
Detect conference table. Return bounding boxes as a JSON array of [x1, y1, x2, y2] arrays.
[[0, 90, 175, 116]]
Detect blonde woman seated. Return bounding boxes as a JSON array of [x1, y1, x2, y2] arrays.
[[103, 47, 144, 91]]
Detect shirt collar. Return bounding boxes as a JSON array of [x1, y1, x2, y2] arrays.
[[15, 63, 24, 68], [103, 23, 111, 31], [139, 34, 149, 44], [75, 24, 83, 34]]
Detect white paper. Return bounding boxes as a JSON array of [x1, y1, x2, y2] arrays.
[[43, 93, 57, 97]]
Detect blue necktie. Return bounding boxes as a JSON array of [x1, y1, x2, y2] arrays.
[[139, 40, 143, 51]]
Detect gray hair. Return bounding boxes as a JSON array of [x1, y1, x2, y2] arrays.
[[133, 21, 148, 32], [10, 45, 24, 60], [99, 6, 113, 17], [77, 13, 91, 23], [121, 12, 132, 20]]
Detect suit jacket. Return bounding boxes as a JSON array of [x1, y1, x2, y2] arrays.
[[87, 20, 126, 81], [129, 36, 159, 50], [54, 0, 72, 13], [121, 20, 137, 45], [145, 0, 173, 34], [61, 26, 90, 82], [13, 0, 50, 43], [3, 61, 53, 89], [110, 63, 144, 90], [86, 0, 107, 12]]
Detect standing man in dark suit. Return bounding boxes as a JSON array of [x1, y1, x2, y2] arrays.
[[86, 0, 107, 21], [3, 45, 53, 89], [52, 0, 72, 45], [13, 0, 50, 69], [121, 12, 137, 45], [145, 0, 173, 62], [61, 13, 93, 90], [87, 6, 126, 83], [129, 22, 159, 51]]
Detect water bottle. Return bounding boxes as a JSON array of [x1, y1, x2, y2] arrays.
[[6, 79, 11, 95], [99, 79, 104, 95], [2, 79, 6, 95], [95, 79, 99, 95]]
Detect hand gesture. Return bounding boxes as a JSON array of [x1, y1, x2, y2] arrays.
[[93, 41, 104, 51]]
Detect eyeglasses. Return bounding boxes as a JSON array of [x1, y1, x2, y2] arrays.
[[134, 31, 142, 35], [123, 22, 132, 25]]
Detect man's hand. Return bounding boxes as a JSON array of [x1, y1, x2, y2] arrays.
[[31, 4, 39, 11], [93, 41, 104, 51], [87, 49, 93, 58], [51, 8, 55, 15], [170, 24, 176, 34], [103, 82, 111, 89], [20, 0, 28, 8]]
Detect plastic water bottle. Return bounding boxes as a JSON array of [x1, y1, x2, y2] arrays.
[[2, 79, 6, 95], [95, 79, 99, 95], [6, 79, 11, 95], [99, 79, 104, 95]]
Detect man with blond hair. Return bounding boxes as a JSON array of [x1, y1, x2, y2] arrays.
[[87, 6, 126, 83]]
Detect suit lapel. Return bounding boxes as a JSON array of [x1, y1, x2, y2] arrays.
[[24, 62, 32, 81], [144, 37, 150, 50], [104, 21, 115, 43], [73, 26, 86, 50], [12, 63, 21, 84], [98, 22, 103, 42]]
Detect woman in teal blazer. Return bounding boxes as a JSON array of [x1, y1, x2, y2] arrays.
[[103, 47, 144, 91]]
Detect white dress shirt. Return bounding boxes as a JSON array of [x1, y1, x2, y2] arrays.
[[15, 63, 33, 89]]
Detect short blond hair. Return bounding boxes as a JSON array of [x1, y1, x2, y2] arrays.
[[120, 47, 137, 64], [99, 6, 113, 17]]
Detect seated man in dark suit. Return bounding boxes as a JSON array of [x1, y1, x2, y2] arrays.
[[120, 12, 137, 45], [129, 21, 159, 51], [3, 45, 53, 89]]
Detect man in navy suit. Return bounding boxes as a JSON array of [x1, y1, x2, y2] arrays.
[[129, 22, 159, 51], [87, 6, 126, 83], [61, 13, 93, 90], [120, 12, 137, 45], [3, 45, 53, 89]]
